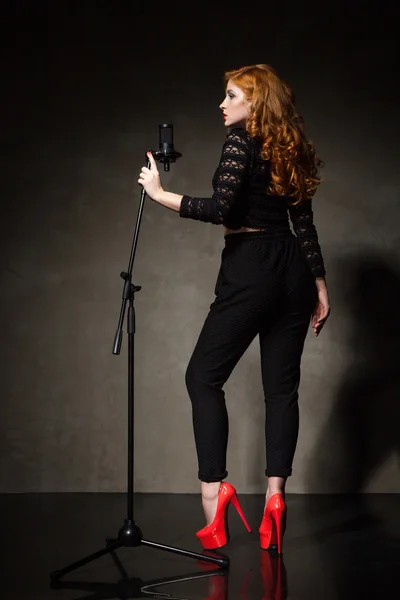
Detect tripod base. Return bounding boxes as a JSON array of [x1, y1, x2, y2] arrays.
[[114, 519, 143, 546], [50, 518, 229, 581]]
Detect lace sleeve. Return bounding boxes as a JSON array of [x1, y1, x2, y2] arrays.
[[288, 198, 326, 278], [179, 129, 250, 224]]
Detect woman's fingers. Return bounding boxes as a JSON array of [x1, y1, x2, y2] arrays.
[[138, 165, 154, 185], [147, 151, 159, 171], [311, 301, 330, 336]]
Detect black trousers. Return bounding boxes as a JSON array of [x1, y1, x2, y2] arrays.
[[185, 231, 318, 482]]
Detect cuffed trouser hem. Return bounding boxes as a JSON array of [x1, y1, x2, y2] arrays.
[[265, 469, 292, 478], [198, 470, 228, 483]]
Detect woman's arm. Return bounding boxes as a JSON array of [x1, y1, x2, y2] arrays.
[[177, 129, 250, 224], [152, 190, 183, 212], [138, 129, 251, 224], [288, 198, 326, 279]]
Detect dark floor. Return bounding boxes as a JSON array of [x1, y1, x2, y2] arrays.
[[2, 492, 399, 599]]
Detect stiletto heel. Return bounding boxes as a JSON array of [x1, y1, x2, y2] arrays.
[[196, 482, 252, 550], [271, 508, 284, 555], [259, 493, 286, 555], [230, 492, 252, 532]]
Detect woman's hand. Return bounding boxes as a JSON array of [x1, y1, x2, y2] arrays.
[[138, 152, 163, 201], [311, 280, 330, 337]]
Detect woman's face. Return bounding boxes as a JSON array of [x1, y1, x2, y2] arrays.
[[219, 80, 251, 128]]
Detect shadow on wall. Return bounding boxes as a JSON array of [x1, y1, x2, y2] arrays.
[[299, 253, 400, 599], [307, 251, 400, 493]]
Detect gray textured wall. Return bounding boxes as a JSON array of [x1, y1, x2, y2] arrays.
[[1, 1, 399, 493]]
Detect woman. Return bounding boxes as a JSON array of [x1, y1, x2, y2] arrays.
[[138, 64, 330, 555]]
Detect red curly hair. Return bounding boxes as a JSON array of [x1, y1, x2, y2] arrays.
[[224, 64, 324, 205]]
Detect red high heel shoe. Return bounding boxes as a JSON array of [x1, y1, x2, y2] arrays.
[[196, 482, 252, 550], [259, 493, 286, 555]]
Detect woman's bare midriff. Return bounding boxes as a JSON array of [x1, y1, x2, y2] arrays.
[[223, 226, 263, 235]]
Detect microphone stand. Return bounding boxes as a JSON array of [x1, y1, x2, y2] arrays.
[[50, 128, 229, 583]]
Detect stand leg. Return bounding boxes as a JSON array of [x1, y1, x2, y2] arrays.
[[108, 546, 130, 580], [50, 539, 122, 580], [50, 523, 229, 581], [140, 539, 228, 566]]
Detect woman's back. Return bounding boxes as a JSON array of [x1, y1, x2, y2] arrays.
[[181, 127, 326, 278]]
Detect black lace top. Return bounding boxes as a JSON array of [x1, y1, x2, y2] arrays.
[[179, 128, 326, 278]]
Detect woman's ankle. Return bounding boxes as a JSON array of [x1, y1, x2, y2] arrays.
[[201, 481, 221, 525], [201, 481, 221, 499], [266, 488, 285, 500], [265, 476, 286, 504]]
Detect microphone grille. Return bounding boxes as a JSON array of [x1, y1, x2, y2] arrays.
[[159, 124, 173, 147]]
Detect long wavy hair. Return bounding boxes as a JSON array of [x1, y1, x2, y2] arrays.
[[224, 64, 324, 205]]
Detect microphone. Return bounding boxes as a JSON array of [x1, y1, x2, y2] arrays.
[[152, 124, 182, 172]]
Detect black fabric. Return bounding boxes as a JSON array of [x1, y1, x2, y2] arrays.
[[184, 231, 317, 482], [179, 128, 326, 278]]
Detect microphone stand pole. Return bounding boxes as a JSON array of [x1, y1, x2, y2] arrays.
[[50, 134, 229, 583]]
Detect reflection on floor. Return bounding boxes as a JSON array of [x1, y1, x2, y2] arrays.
[[1, 492, 398, 599]]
